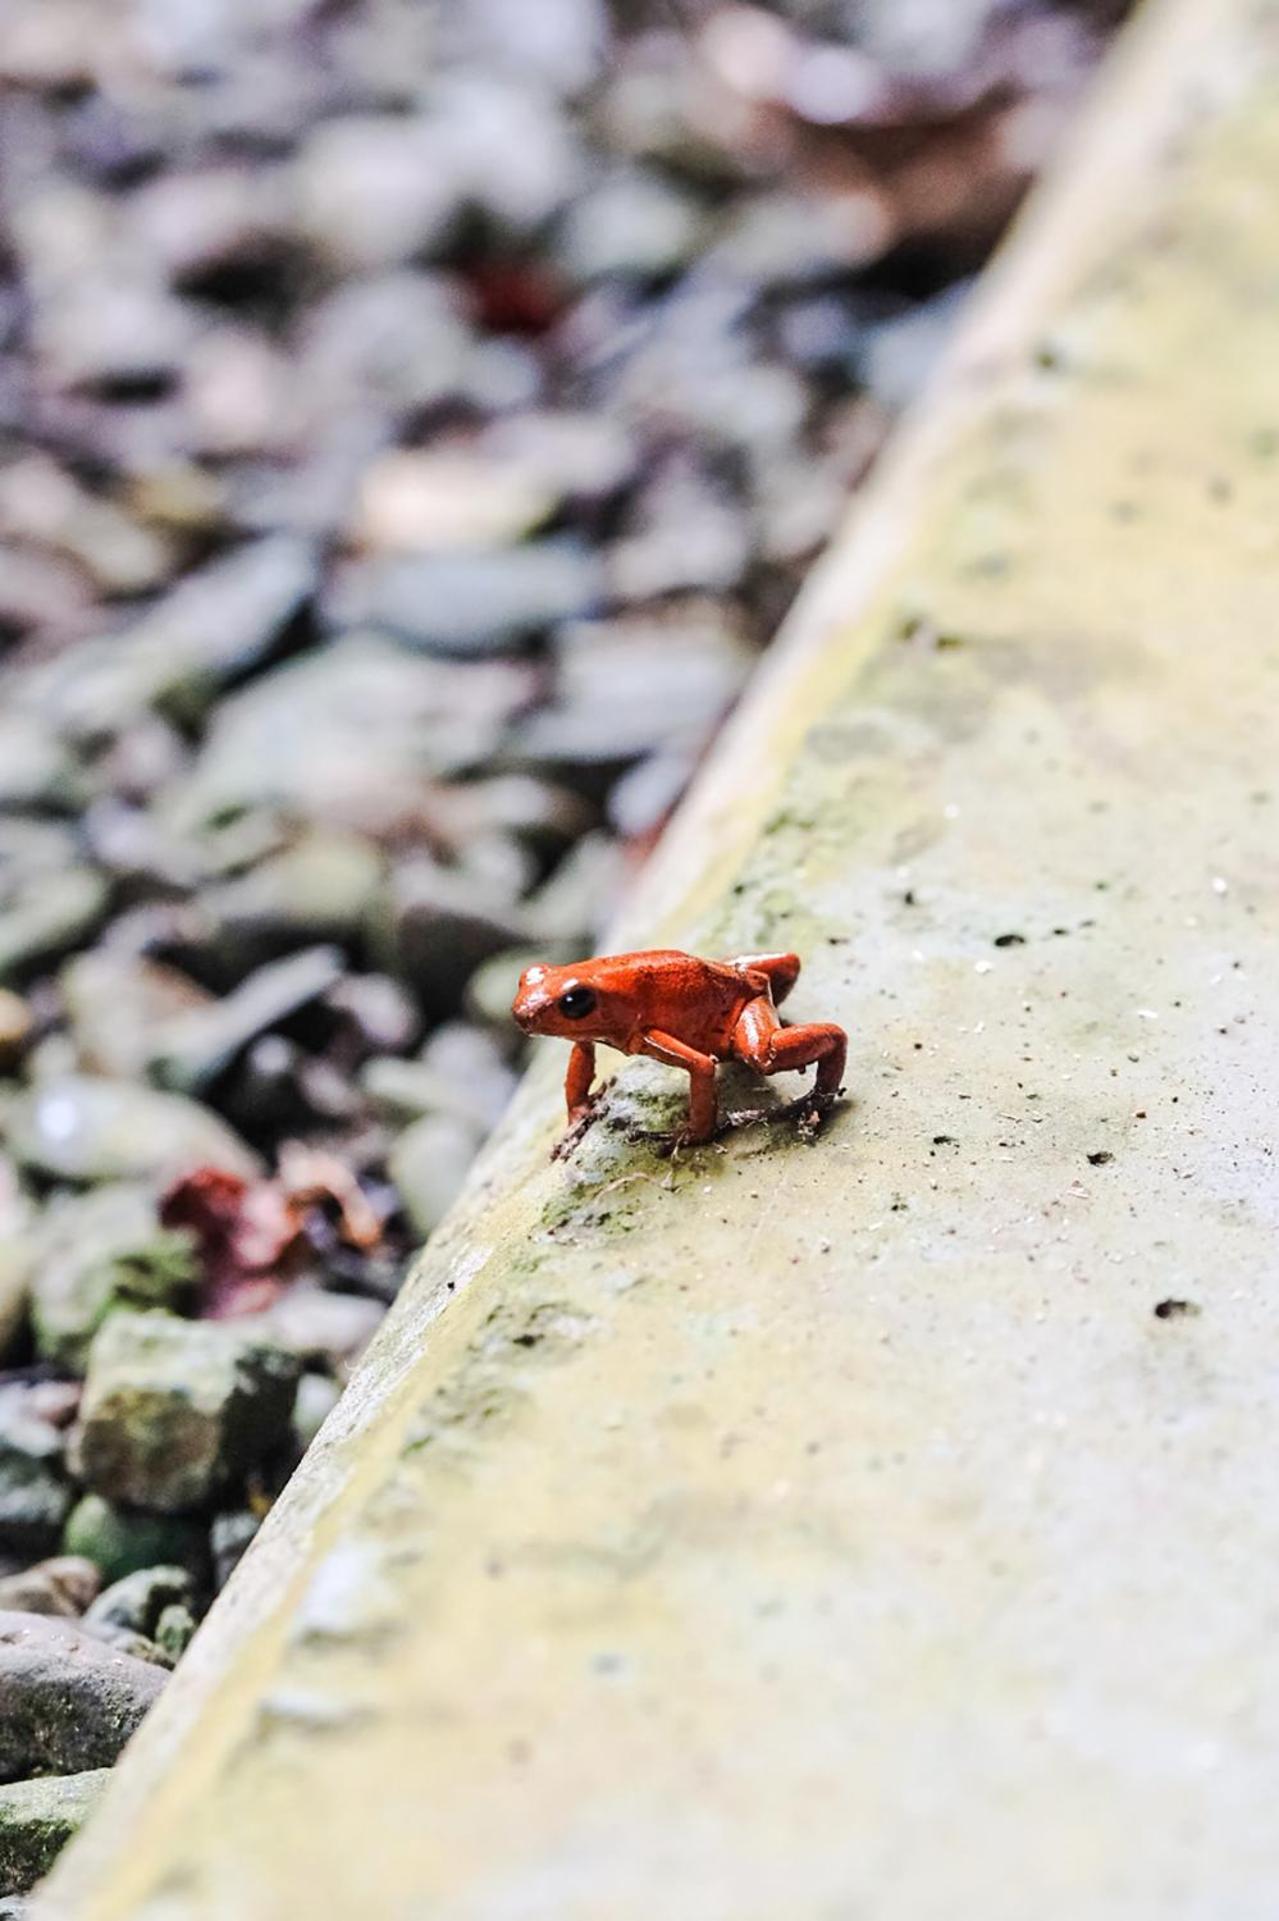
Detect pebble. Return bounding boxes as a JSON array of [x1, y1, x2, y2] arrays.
[[4, 1076, 258, 1186], [465, 947, 549, 1030], [0, 1768, 111, 1897], [72, 1311, 300, 1514], [388, 1113, 482, 1237], [515, 601, 752, 764], [0, 1610, 166, 1780], [209, 1509, 259, 1592], [201, 834, 385, 971], [373, 859, 529, 1014], [355, 447, 554, 555], [244, 1287, 383, 1379], [0, 1559, 101, 1620], [0, 870, 110, 986], [293, 1372, 341, 1451], [30, 1184, 198, 1369], [558, 167, 705, 282], [164, 635, 532, 837], [85, 1565, 193, 1639], [296, 271, 473, 422], [11, 537, 314, 752], [62, 1495, 207, 1589], [325, 539, 605, 656], [293, 115, 458, 271], [0, 1389, 73, 1560], [153, 1601, 197, 1663], [60, 951, 213, 1081], [146, 945, 344, 1094]]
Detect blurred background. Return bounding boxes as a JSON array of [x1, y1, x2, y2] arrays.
[[0, 0, 1131, 1720]]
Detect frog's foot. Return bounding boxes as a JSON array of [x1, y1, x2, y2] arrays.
[[783, 1084, 845, 1141], [551, 1085, 613, 1161], [624, 1121, 718, 1159], [723, 1086, 845, 1140]]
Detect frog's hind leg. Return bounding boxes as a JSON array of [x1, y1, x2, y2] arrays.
[[731, 995, 846, 1136], [728, 951, 801, 1007]]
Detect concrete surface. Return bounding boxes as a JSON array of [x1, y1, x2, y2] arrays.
[[41, 0, 1279, 1914]]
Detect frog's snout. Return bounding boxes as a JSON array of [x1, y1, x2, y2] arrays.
[[511, 964, 552, 1033]]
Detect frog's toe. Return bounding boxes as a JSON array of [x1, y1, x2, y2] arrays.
[[551, 1088, 609, 1160]]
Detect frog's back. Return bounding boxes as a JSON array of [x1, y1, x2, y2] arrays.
[[619, 949, 759, 1049]]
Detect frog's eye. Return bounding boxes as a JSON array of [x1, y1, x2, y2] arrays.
[[558, 985, 597, 1021]]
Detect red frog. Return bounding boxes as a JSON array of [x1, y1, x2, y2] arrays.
[[512, 948, 847, 1153]]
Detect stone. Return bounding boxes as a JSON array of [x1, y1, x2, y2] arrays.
[[325, 540, 604, 655], [183, 326, 299, 461], [0, 1559, 100, 1620], [209, 1510, 259, 1591], [77, 1621, 170, 1667], [387, 1114, 481, 1238], [605, 460, 752, 601], [31, 1185, 198, 1369], [478, 411, 637, 508], [293, 1373, 341, 1452], [34, 278, 197, 397], [523, 832, 624, 948], [710, 187, 895, 287], [354, 448, 554, 555], [85, 1566, 193, 1640], [452, 0, 607, 94], [201, 833, 384, 967], [153, 1602, 197, 1664], [371, 859, 527, 1014], [62, 1496, 207, 1589], [607, 744, 698, 841], [72, 1311, 300, 1514], [418, 1022, 519, 1126], [0, 1238, 32, 1370], [558, 167, 704, 283], [0, 717, 77, 811], [243, 1289, 382, 1380], [0, 1612, 166, 1781], [293, 116, 457, 272], [360, 1056, 501, 1133], [464, 946, 548, 1030], [324, 974, 419, 1058], [5, 1077, 257, 1186], [163, 636, 532, 838], [0, 455, 173, 599], [0, 1769, 110, 1897], [0, 542, 92, 642], [0, 1387, 72, 1559], [861, 282, 972, 410], [129, 164, 293, 290], [513, 602, 752, 764], [0, 870, 109, 985], [15, 535, 316, 741], [60, 952, 213, 1081], [146, 946, 344, 1094], [428, 71, 583, 233], [296, 272, 473, 423]]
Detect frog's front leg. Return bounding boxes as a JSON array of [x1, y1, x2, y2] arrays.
[[550, 1041, 605, 1160], [638, 1030, 719, 1145], [564, 1040, 596, 1123]]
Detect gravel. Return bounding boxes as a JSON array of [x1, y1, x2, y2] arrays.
[[0, 0, 1128, 1881]]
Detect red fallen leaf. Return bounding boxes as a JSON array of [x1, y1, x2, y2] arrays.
[[159, 1153, 384, 1320], [159, 1166, 303, 1319], [276, 1143, 383, 1253], [461, 259, 565, 335]]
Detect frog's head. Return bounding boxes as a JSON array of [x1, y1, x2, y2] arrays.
[[512, 960, 608, 1040]]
